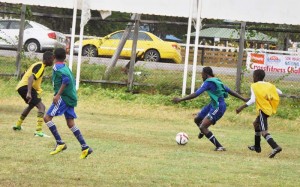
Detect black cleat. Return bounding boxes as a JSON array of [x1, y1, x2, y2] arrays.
[[248, 145, 261, 153], [269, 146, 282, 158], [198, 133, 204, 139]]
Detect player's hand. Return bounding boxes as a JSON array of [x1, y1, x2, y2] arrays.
[[236, 107, 243, 114], [26, 93, 32, 104], [172, 97, 181, 103], [53, 95, 60, 105]]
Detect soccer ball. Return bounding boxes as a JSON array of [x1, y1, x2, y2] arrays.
[[176, 132, 189, 145]]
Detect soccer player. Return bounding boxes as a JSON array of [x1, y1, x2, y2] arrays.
[[13, 51, 54, 137], [236, 69, 282, 158], [173, 67, 247, 151], [43, 48, 93, 159]]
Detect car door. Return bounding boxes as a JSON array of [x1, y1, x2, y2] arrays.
[[98, 31, 127, 57], [5, 20, 20, 48], [123, 32, 155, 57], [113, 32, 154, 57], [0, 20, 14, 48], [135, 32, 154, 54]]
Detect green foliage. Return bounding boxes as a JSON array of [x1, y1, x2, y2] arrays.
[[1, 54, 300, 121]]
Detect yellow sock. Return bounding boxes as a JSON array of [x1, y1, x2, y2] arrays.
[[16, 115, 26, 127], [36, 112, 44, 132]]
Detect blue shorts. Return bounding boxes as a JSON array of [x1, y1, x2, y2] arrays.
[[197, 102, 226, 124], [46, 97, 77, 119]]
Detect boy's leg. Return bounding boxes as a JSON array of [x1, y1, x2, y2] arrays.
[[248, 118, 261, 153], [199, 105, 226, 151], [259, 111, 282, 158], [67, 119, 93, 159], [200, 118, 224, 151], [195, 105, 210, 139], [65, 109, 93, 159], [13, 105, 34, 130], [34, 102, 49, 137], [44, 102, 67, 155]]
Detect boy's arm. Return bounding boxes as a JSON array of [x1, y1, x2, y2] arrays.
[[53, 75, 70, 104], [276, 88, 283, 95], [173, 92, 198, 103], [236, 87, 255, 114], [227, 88, 248, 102], [173, 82, 207, 103], [236, 104, 248, 114], [53, 83, 66, 104], [26, 75, 35, 103]]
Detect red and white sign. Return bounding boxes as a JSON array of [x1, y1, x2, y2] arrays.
[[246, 52, 300, 74]]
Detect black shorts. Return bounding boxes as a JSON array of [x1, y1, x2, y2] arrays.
[[17, 86, 41, 107], [254, 110, 269, 131]]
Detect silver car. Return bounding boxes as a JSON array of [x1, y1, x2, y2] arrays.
[[0, 19, 66, 52]]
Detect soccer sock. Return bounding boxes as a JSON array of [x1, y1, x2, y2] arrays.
[[16, 115, 26, 126], [70, 125, 88, 150], [205, 131, 222, 148], [46, 121, 64, 144], [263, 133, 279, 149], [35, 112, 44, 132], [254, 130, 261, 148]]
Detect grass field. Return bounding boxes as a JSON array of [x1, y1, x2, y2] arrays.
[[0, 78, 299, 187]]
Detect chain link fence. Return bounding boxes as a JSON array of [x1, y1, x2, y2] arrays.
[[0, 4, 299, 97]]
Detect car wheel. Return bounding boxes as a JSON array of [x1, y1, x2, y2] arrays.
[[82, 45, 97, 57], [144, 49, 160, 62], [25, 40, 40, 52]]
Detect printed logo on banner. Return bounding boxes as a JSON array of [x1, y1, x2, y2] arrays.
[[266, 54, 281, 66], [267, 55, 281, 62], [250, 53, 265, 64]]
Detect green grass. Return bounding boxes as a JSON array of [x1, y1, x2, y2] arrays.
[[0, 78, 299, 186], [2, 55, 300, 96]]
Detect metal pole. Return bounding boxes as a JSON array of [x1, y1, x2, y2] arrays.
[[127, 14, 141, 91], [182, 0, 194, 97], [103, 14, 136, 80], [191, 0, 202, 93], [235, 22, 246, 93], [69, 0, 78, 71], [15, 4, 26, 78]]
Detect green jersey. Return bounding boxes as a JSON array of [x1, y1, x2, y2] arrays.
[[52, 63, 77, 107]]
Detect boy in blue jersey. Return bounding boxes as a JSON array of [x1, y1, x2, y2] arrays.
[[44, 48, 93, 159], [173, 67, 247, 151]]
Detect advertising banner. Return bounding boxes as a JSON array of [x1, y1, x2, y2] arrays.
[[246, 52, 300, 74]]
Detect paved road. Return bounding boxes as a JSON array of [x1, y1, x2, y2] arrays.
[[1, 49, 299, 81]]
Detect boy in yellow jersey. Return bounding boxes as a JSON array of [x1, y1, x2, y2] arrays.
[[13, 51, 54, 137], [236, 69, 282, 158]]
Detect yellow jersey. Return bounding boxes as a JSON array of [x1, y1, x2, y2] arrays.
[[251, 82, 280, 116], [16, 62, 46, 94]]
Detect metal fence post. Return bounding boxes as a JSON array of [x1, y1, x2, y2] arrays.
[[15, 4, 26, 78], [235, 22, 246, 93], [127, 14, 141, 92], [103, 14, 136, 80]]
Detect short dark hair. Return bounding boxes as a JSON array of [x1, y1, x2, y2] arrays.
[[253, 69, 265, 81], [202, 66, 214, 77], [43, 51, 53, 61], [54, 48, 66, 61]]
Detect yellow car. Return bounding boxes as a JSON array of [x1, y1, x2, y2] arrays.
[[74, 30, 182, 64]]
